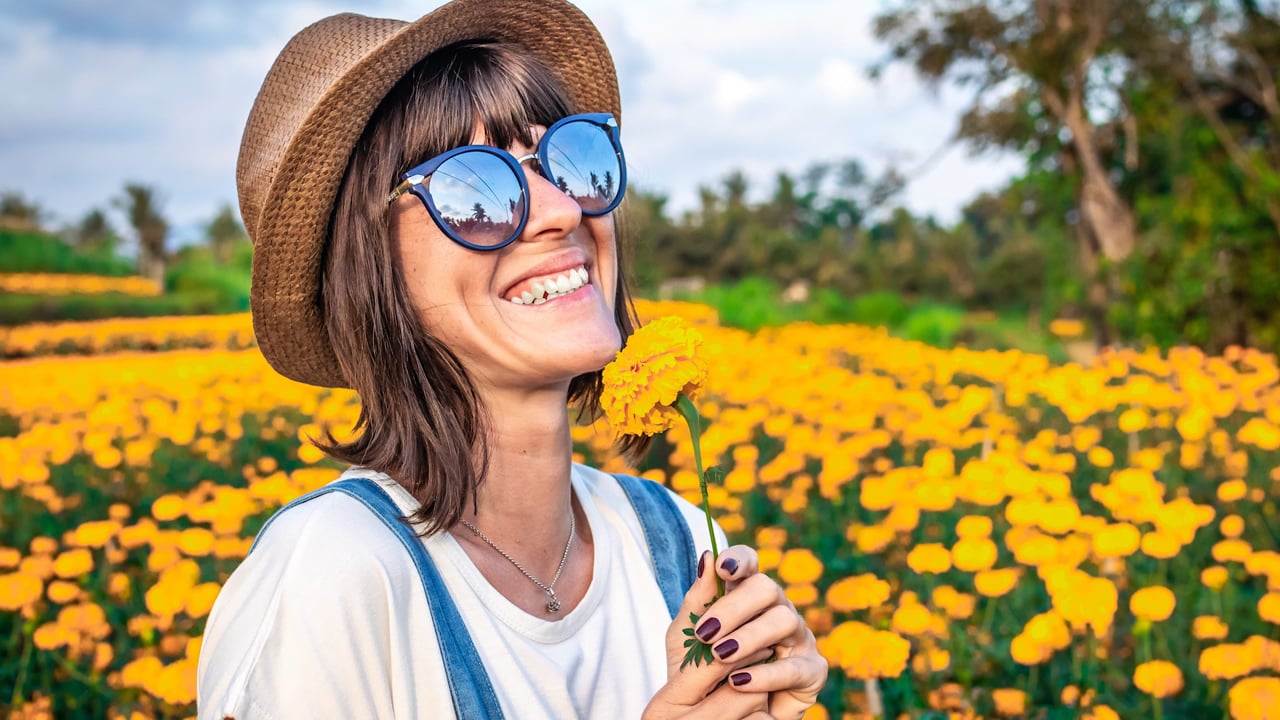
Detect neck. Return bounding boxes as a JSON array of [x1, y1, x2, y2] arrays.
[[462, 382, 576, 549]]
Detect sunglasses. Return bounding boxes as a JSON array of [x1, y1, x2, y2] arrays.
[[387, 113, 627, 251]]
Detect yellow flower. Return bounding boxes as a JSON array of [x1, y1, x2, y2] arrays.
[[1201, 643, 1254, 681], [819, 621, 909, 679], [1093, 522, 1141, 558], [1193, 615, 1230, 641], [1134, 660, 1184, 698], [825, 574, 891, 612], [601, 316, 707, 436], [952, 537, 998, 572], [1130, 585, 1176, 622], [1221, 514, 1246, 538], [778, 549, 823, 585], [891, 603, 933, 636], [991, 688, 1027, 717], [1084, 705, 1120, 720], [1229, 676, 1280, 720], [1202, 566, 1230, 591], [0, 571, 44, 611], [975, 568, 1020, 598], [1258, 592, 1280, 624], [52, 548, 93, 579], [906, 543, 952, 574], [956, 515, 993, 539]]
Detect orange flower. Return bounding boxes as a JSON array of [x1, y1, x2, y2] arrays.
[[778, 549, 824, 585], [1134, 660, 1184, 698], [991, 688, 1027, 717], [975, 568, 1020, 598], [601, 316, 707, 436], [907, 544, 952, 574], [1130, 586, 1176, 622]]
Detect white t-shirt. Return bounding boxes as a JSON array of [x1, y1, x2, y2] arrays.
[[197, 463, 725, 719]]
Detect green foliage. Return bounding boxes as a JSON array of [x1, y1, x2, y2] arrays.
[[166, 247, 251, 313], [0, 293, 232, 326], [898, 304, 967, 348], [0, 228, 134, 276]]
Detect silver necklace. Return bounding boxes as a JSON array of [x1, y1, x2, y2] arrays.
[[460, 511, 575, 613]]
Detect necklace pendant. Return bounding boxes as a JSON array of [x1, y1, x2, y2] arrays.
[[546, 591, 561, 613]]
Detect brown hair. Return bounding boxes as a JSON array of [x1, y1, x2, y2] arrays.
[[315, 41, 647, 535]]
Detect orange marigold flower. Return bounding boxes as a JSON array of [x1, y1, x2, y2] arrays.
[[52, 548, 93, 579], [1202, 566, 1230, 591], [1193, 615, 1230, 641], [991, 688, 1027, 717], [1130, 586, 1176, 622], [1221, 515, 1246, 538], [825, 574, 891, 613], [1258, 592, 1280, 625], [778, 549, 823, 585], [1134, 660, 1184, 698], [956, 515, 993, 539], [0, 571, 43, 611], [1093, 523, 1141, 559], [1229, 676, 1280, 720], [891, 603, 933, 636], [600, 316, 707, 436], [906, 543, 952, 574], [975, 568, 1020, 598], [952, 537, 998, 572]]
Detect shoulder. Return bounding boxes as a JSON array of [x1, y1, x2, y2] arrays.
[[198, 481, 428, 718]]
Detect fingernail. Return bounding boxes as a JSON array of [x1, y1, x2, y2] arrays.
[[713, 638, 738, 659], [719, 557, 739, 575], [697, 551, 708, 578], [731, 672, 751, 686], [695, 617, 720, 642]]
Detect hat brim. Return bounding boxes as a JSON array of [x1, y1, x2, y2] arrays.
[[245, 0, 620, 388]]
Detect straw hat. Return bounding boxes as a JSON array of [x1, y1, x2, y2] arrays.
[[238, 0, 621, 388]]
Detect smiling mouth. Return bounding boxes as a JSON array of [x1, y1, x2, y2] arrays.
[[506, 265, 590, 305]]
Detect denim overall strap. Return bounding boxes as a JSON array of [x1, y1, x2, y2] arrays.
[[249, 477, 504, 720], [613, 474, 697, 618]]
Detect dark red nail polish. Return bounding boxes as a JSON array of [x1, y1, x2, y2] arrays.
[[695, 617, 720, 642], [713, 638, 738, 659], [719, 557, 739, 575], [697, 551, 707, 578], [731, 672, 751, 686]]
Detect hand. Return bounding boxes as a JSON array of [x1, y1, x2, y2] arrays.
[[643, 546, 828, 720]]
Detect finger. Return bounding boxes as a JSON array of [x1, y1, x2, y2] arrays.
[[715, 545, 759, 590], [679, 682, 769, 720], [709, 605, 802, 663], [693, 573, 785, 645], [726, 654, 828, 699]]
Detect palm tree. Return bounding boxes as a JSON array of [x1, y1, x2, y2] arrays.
[[116, 184, 169, 285]]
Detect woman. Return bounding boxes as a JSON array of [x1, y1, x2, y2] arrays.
[[197, 0, 827, 717]]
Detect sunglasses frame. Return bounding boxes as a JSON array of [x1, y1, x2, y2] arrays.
[[388, 113, 627, 252]]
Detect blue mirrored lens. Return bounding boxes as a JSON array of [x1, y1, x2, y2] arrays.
[[430, 151, 523, 247], [544, 121, 622, 213]]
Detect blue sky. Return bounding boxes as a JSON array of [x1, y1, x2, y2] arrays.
[[0, 0, 1023, 245]]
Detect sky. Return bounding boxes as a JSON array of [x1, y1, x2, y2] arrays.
[[0, 0, 1023, 247]]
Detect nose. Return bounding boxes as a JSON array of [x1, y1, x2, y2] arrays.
[[517, 158, 582, 243]]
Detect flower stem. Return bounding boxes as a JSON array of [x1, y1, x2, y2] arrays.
[[676, 393, 722, 598]]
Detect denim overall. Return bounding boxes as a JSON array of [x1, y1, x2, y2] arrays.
[[249, 474, 697, 719]]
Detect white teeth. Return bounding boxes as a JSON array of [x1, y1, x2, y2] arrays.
[[508, 265, 590, 305]]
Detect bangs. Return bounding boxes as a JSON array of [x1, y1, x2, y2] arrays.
[[396, 41, 574, 175]]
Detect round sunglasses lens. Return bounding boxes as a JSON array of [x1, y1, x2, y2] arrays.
[[429, 151, 523, 247], [544, 121, 622, 213]]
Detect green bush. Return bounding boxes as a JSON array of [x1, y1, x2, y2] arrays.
[[165, 252, 251, 313], [0, 293, 236, 326], [897, 303, 966, 348], [0, 228, 134, 276], [846, 290, 910, 328]]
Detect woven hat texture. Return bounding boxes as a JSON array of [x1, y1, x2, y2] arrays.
[[237, 0, 621, 387]]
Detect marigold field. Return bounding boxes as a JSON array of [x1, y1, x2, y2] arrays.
[[2, 300, 1280, 719]]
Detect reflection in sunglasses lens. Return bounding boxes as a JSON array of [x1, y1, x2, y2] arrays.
[[432, 151, 523, 247], [545, 121, 621, 213]]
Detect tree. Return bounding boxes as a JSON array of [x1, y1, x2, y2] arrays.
[[0, 191, 44, 231], [205, 204, 247, 265], [873, 0, 1147, 345], [116, 184, 169, 285], [73, 208, 118, 254]]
